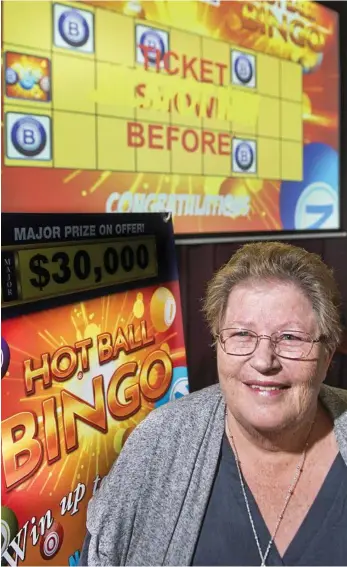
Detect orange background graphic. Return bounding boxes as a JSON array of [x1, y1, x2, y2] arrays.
[[1, 281, 187, 565]]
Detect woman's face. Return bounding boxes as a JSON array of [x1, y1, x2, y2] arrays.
[[217, 280, 333, 433]]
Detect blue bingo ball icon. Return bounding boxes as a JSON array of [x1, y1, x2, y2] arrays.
[[11, 117, 47, 157], [5, 68, 18, 86], [234, 55, 253, 84], [235, 142, 254, 171], [58, 9, 90, 48], [140, 30, 165, 63]]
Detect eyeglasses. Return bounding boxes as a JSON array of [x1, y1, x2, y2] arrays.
[[216, 328, 323, 360]]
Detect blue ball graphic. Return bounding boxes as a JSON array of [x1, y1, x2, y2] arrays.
[[1, 337, 10, 378], [11, 117, 47, 157], [154, 366, 189, 408], [5, 68, 18, 85], [300, 52, 323, 75], [58, 10, 90, 48], [279, 143, 339, 231]]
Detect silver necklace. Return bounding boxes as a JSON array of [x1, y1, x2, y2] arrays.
[[225, 415, 314, 567]]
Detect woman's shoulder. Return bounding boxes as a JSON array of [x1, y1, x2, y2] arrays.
[[157, 382, 222, 414], [85, 384, 225, 565], [91, 384, 224, 503], [320, 384, 347, 465], [107, 383, 224, 474], [320, 383, 347, 416], [138, 382, 223, 435]]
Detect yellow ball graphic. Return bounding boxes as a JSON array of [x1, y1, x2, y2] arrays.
[[150, 287, 176, 332], [133, 292, 145, 319], [220, 178, 249, 198], [245, 179, 263, 194], [204, 177, 225, 196]]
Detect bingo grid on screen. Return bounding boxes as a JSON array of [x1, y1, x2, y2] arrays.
[[2, 1, 340, 234]]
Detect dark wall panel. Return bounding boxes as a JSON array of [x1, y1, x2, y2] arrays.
[[177, 237, 347, 393], [177, 244, 218, 390]]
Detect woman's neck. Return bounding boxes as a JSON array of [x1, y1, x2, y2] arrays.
[[225, 403, 323, 458]]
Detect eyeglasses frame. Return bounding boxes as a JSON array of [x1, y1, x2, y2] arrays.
[[215, 328, 323, 360]]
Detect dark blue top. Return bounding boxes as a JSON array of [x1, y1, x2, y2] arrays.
[[192, 434, 347, 566], [79, 434, 347, 566]]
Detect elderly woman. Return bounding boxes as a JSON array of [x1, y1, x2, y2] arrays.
[[81, 241, 347, 566]]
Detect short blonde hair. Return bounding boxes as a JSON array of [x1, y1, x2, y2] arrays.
[[203, 241, 342, 353]]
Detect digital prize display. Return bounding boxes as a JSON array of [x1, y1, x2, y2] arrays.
[[2, 0, 340, 235], [1, 212, 188, 566]]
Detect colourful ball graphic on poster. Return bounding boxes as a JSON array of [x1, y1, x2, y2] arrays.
[[155, 366, 189, 408], [133, 292, 145, 319], [170, 376, 190, 401], [279, 143, 339, 230], [1, 506, 19, 561], [40, 521, 64, 560], [1, 338, 10, 379], [150, 287, 176, 332]]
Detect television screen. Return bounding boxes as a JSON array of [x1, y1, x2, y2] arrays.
[[2, 0, 341, 237]]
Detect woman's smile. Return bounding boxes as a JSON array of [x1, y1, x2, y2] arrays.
[[243, 381, 290, 397]]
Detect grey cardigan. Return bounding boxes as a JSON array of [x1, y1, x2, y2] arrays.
[[86, 384, 347, 566]]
